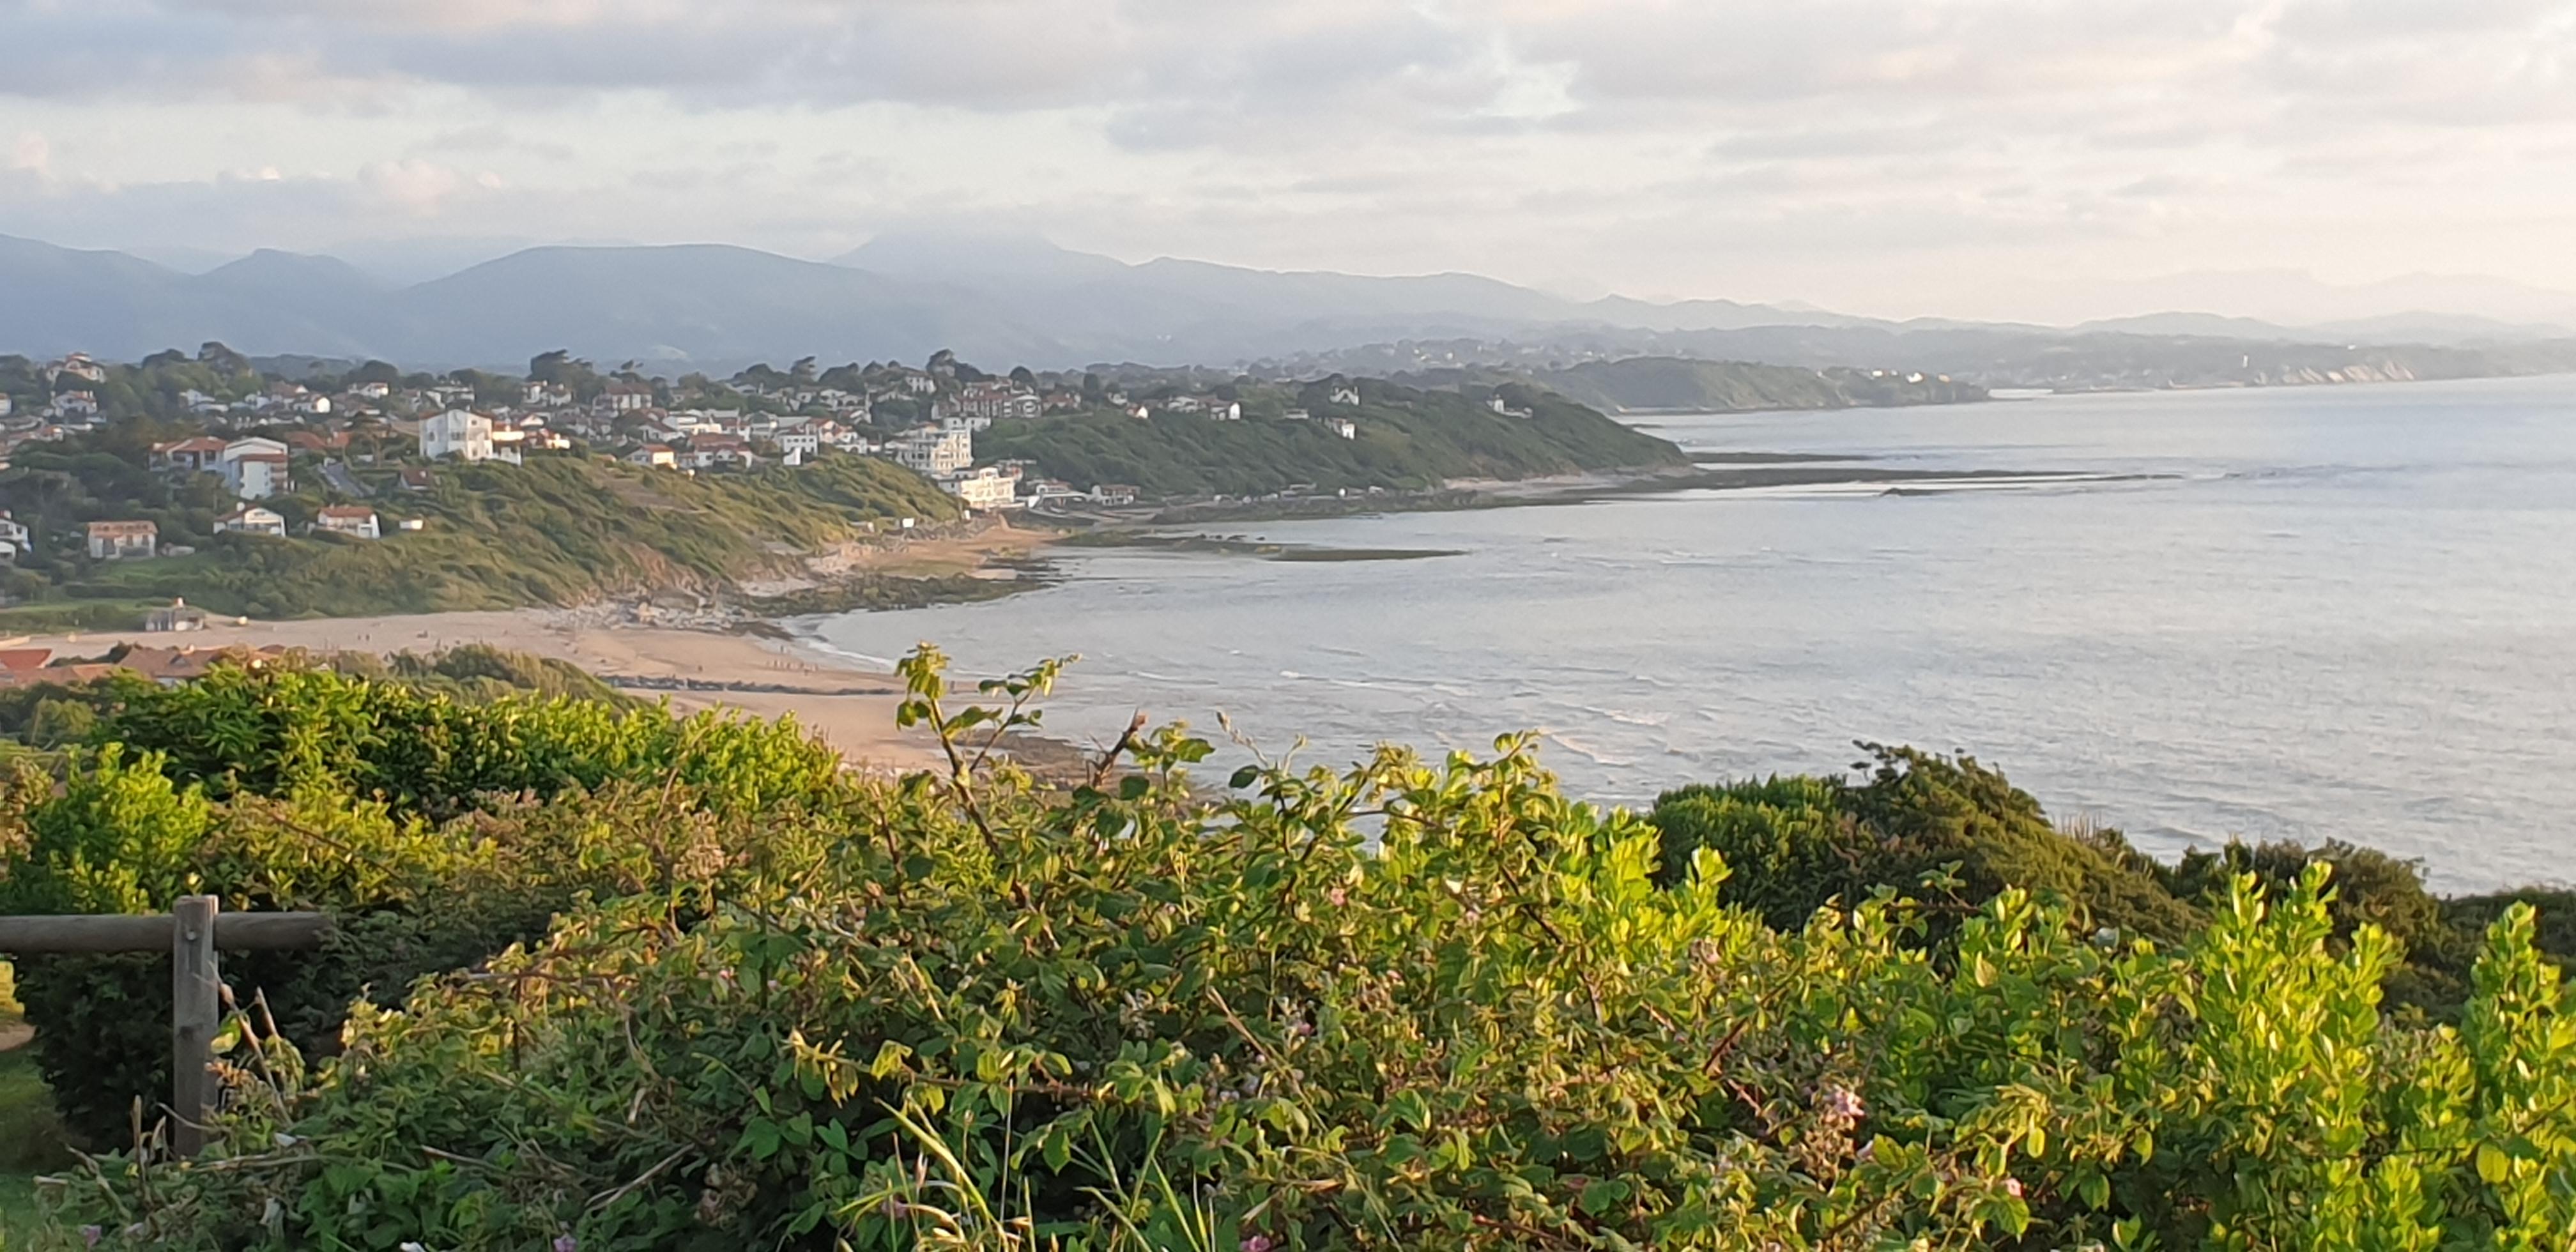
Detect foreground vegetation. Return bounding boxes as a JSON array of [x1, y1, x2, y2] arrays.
[[0, 655, 2565, 1248]]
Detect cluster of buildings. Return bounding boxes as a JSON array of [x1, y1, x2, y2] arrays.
[[17, 356, 1386, 562], [0, 641, 302, 688]]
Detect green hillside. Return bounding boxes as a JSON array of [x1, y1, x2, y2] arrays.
[[1415, 355, 1989, 413], [1, 452, 960, 623], [977, 378, 1686, 497]]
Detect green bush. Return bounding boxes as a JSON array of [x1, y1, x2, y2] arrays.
[[0, 660, 848, 1148], [20, 652, 2575, 1249], [1650, 744, 2202, 944]]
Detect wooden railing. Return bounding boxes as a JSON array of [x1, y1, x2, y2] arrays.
[[0, 897, 328, 1157]]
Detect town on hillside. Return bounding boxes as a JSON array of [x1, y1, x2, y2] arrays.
[[0, 346, 1418, 572]]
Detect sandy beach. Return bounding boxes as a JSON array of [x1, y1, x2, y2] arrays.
[[9, 609, 947, 772]]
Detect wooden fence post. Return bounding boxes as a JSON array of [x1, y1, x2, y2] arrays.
[[169, 895, 220, 1159]]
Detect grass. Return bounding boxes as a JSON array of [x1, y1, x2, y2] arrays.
[[0, 965, 69, 1248]]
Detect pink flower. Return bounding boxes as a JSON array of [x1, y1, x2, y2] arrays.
[[80, 1228, 100, 1249], [2002, 1177, 2024, 1198], [555, 1237, 579, 1252], [1241, 1237, 1275, 1252], [1325, 887, 1347, 908], [1823, 1086, 1866, 1120]]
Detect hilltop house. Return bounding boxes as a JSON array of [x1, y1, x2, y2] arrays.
[[1330, 386, 1361, 405], [889, 426, 972, 475], [313, 506, 381, 540], [150, 436, 229, 473], [0, 513, 28, 561], [951, 384, 1042, 422], [941, 466, 1020, 511], [44, 354, 105, 385], [220, 438, 292, 500], [214, 505, 288, 537], [627, 444, 679, 470], [419, 409, 519, 463], [595, 381, 656, 415], [1326, 417, 1357, 439], [86, 520, 158, 560]]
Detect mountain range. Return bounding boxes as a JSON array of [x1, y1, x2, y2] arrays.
[[3, 231, 2573, 376]]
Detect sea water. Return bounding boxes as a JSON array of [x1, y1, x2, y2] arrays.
[[808, 374, 2576, 891]]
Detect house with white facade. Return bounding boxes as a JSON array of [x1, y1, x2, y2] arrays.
[[0, 513, 29, 561], [1326, 417, 1357, 439], [313, 506, 381, 540], [215, 506, 288, 537], [941, 466, 1019, 511], [220, 438, 292, 500], [888, 426, 972, 475], [418, 410, 519, 463], [86, 520, 158, 560]]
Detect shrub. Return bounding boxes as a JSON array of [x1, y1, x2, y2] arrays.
[[0, 660, 850, 1148], [31, 652, 2576, 1250], [1650, 744, 2202, 944]]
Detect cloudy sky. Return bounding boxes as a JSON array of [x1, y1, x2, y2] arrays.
[[5, 0, 2574, 321]]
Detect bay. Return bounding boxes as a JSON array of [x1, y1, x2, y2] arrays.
[[806, 374, 2576, 892]]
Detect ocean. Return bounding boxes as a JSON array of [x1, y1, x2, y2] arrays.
[[804, 374, 2576, 892]]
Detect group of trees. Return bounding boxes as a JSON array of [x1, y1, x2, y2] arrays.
[[0, 650, 2564, 1248]]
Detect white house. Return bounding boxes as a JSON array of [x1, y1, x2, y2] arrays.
[[888, 426, 972, 475], [778, 431, 821, 458], [0, 513, 28, 561], [86, 520, 158, 560], [420, 409, 519, 463], [1326, 417, 1357, 439], [220, 438, 292, 500], [1330, 386, 1361, 405], [941, 466, 1019, 511], [215, 505, 288, 537], [595, 381, 655, 414], [627, 443, 678, 469], [313, 506, 381, 540], [1089, 484, 1139, 506]]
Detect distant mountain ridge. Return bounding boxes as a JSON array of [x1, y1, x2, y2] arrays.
[[2, 230, 2571, 375]]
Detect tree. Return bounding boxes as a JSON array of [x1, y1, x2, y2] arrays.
[[1009, 365, 1036, 388], [789, 356, 818, 385]]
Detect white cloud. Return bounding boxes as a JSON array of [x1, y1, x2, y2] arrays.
[[1, 0, 2572, 316]]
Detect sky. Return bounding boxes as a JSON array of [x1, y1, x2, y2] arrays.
[[5, 0, 2575, 323]]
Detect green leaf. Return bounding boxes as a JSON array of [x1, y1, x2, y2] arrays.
[[2476, 1141, 2510, 1185], [1578, 1179, 1631, 1216]]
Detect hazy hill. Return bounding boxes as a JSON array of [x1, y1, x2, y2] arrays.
[[1417, 356, 1988, 413], [7, 229, 2576, 379]]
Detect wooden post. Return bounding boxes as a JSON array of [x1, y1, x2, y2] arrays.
[[169, 895, 220, 1159], [0, 905, 325, 1159]]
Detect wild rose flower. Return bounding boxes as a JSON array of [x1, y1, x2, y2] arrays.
[[555, 1237, 579, 1252], [1241, 1237, 1275, 1252], [1325, 887, 1347, 908], [2002, 1177, 2024, 1198]]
